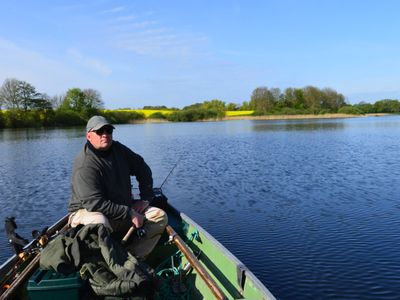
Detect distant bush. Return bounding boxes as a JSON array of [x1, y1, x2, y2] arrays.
[[39, 110, 56, 126], [167, 108, 224, 122], [338, 106, 363, 115], [270, 107, 310, 115], [373, 99, 400, 113], [3, 110, 39, 127], [54, 109, 86, 126], [142, 105, 169, 110], [3, 110, 25, 128], [0, 111, 4, 128], [148, 112, 167, 119], [102, 110, 145, 124], [354, 102, 375, 114]]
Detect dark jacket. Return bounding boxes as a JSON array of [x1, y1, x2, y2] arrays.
[[68, 141, 153, 220], [40, 224, 153, 298]]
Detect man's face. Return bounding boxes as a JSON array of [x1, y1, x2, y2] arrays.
[[87, 125, 113, 151]]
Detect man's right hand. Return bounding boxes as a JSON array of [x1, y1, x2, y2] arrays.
[[130, 209, 144, 228]]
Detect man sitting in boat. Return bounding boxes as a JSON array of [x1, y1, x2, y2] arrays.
[[68, 115, 168, 259]]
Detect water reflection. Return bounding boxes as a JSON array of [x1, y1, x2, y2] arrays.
[[251, 119, 346, 131], [0, 127, 84, 141]]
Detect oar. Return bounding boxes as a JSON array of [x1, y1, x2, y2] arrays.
[[165, 225, 229, 300]]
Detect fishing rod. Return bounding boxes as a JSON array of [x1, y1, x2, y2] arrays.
[[159, 154, 184, 189], [1, 215, 69, 299]]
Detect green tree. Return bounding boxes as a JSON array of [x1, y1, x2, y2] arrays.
[[354, 101, 375, 113], [61, 88, 86, 111], [293, 88, 305, 109], [320, 88, 346, 112], [202, 99, 226, 111], [142, 105, 169, 109], [83, 88, 104, 110], [302, 86, 322, 113], [61, 88, 103, 116], [373, 99, 400, 113], [17, 81, 42, 111], [240, 101, 251, 110], [183, 103, 202, 110], [226, 102, 239, 110], [250, 87, 276, 113], [31, 93, 53, 110]]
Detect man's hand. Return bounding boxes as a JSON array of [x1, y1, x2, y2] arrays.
[[131, 200, 150, 214], [130, 209, 145, 228]]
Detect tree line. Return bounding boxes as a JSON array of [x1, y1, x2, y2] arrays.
[[0, 77, 399, 127], [245, 86, 400, 115], [0, 78, 108, 128]]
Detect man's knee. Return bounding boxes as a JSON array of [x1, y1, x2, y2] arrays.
[[69, 209, 112, 230], [147, 207, 168, 224]]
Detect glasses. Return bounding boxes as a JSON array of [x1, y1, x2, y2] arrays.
[[93, 127, 113, 135]]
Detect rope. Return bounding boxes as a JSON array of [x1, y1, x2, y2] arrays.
[[154, 231, 199, 300]]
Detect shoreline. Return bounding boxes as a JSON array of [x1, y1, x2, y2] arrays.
[[132, 113, 390, 124], [222, 113, 389, 121]]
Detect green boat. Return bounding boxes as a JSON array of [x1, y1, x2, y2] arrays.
[[0, 189, 275, 300]]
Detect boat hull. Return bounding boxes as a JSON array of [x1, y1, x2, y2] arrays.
[[0, 202, 275, 299]]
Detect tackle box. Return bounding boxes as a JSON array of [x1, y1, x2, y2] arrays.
[[27, 268, 84, 300]]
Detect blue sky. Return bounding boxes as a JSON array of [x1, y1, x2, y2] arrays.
[[1, 0, 399, 109]]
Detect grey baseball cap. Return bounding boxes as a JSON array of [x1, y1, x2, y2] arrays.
[[86, 116, 115, 132]]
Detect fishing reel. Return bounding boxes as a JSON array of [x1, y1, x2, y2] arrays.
[[31, 226, 49, 248], [150, 188, 168, 210], [136, 227, 146, 238]]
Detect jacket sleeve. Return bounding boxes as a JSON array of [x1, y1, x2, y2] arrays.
[[72, 165, 131, 220], [124, 147, 154, 201]]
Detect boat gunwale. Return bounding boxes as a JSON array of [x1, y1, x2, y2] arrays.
[[173, 204, 276, 300]]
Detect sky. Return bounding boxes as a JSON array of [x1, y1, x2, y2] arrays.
[[1, 0, 400, 109]]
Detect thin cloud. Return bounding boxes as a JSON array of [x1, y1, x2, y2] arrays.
[[106, 14, 208, 58], [114, 30, 206, 57], [101, 6, 125, 14], [128, 21, 157, 29], [67, 48, 112, 76], [94, 5, 209, 59], [116, 14, 137, 22]]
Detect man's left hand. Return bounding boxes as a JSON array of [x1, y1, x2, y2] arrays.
[[131, 200, 150, 214]]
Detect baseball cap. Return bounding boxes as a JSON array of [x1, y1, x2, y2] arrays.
[[86, 116, 115, 132]]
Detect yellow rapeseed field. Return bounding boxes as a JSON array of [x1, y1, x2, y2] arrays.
[[104, 109, 254, 118], [104, 109, 173, 117], [225, 110, 254, 116]]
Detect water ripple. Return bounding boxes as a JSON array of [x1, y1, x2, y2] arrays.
[[1, 118, 400, 299]]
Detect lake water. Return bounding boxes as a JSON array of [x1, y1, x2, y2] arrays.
[[1, 116, 399, 299]]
